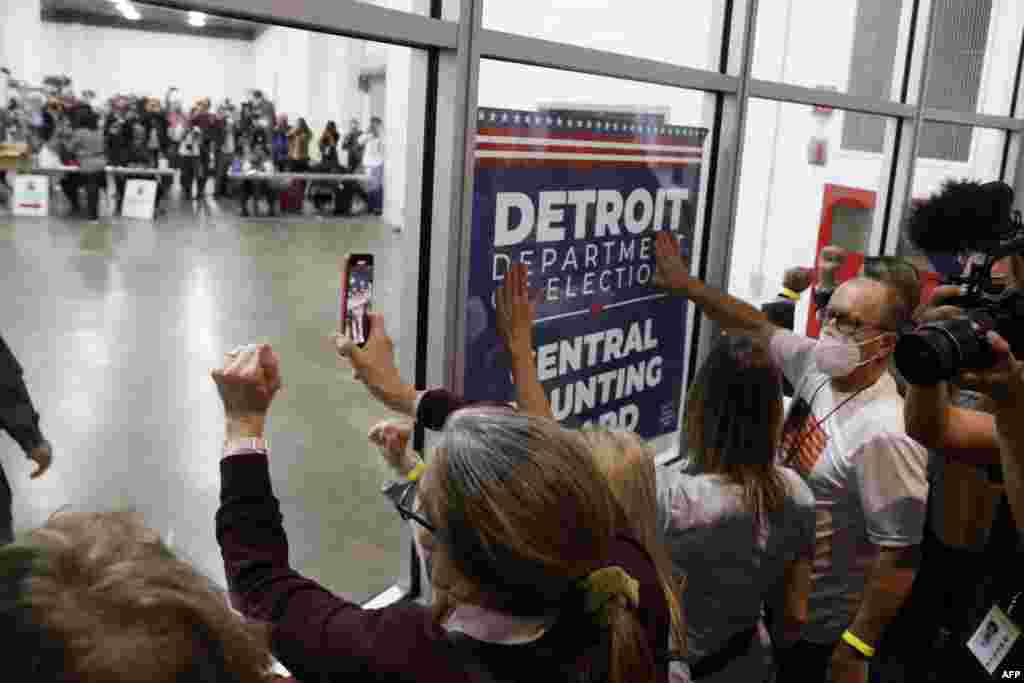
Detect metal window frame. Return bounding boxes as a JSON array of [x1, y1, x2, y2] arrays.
[[139, 0, 457, 49], [150, 0, 1024, 611], [1005, 27, 1024, 196], [877, 0, 939, 257]]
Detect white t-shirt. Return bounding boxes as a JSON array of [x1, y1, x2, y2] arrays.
[[360, 132, 385, 167], [770, 330, 929, 644]]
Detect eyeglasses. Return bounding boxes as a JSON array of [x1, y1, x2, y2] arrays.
[[381, 479, 439, 536], [821, 307, 888, 337]]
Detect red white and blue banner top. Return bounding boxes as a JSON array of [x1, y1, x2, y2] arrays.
[[475, 107, 707, 168]]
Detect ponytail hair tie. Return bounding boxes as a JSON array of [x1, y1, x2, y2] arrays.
[[579, 566, 640, 628]]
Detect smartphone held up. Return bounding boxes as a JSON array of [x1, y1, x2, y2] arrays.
[[341, 254, 374, 347]]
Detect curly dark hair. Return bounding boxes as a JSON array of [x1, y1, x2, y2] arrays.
[[906, 179, 1015, 253]]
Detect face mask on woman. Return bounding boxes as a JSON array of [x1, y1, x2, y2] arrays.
[[813, 329, 891, 378]]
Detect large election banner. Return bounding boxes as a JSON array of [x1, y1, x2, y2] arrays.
[[465, 107, 708, 439]]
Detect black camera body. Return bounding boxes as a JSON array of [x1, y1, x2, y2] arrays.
[[895, 289, 1024, 385], [894, 180, 1024, 386]]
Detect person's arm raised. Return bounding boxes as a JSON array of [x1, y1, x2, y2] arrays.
[[496, 263, 552, 420], [333, 314, 418, 417], [653, 232, 778, 343], [212, 345, 450, 681]]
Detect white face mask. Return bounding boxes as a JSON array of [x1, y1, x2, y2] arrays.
[[813, 329, 890, 378]]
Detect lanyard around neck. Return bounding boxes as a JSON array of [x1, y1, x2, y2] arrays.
[[783, 376, 870, 467]]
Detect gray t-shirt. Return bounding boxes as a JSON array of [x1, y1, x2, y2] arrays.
[[656, 461, 814, 681], [770, 330, 929, 644]]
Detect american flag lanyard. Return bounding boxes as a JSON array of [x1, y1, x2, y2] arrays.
[[783, 376, 869, 467]]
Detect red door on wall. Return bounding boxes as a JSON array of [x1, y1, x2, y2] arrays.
[[808, 184, 873, 337], [810, 184, 950, 337]]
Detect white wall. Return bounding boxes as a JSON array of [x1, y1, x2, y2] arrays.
[[1, 0, 43, 87], [247, 26, 311, 124], [727, 0, 1023, 318], [482, 0, 719, 69], [33, 20, 374, 161], [477, 0, 716, 117], [475, 0, 1022, 338], [33, 21, 373, 136], [310, 35, 366, 134], [39, 22, 252, 108]]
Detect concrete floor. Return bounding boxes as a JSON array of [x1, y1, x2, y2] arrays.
[[0, 195, 408, 601]]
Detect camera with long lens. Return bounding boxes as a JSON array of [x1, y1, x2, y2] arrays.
[[894, 180, 1024, 386]]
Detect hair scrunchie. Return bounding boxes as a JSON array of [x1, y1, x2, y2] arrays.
[[579, 566, 640, 628]]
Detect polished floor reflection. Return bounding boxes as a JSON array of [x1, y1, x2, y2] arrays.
[[0, 201, 407, 601]]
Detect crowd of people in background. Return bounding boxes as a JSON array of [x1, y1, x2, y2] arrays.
[[1, 76, 386, 220], [3, 203, 1024, 682], [2, 80, 1024, 683]]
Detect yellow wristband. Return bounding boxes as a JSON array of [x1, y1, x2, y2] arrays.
[[780, 287, 801, 302], [405, 461, 427, 482], [842, 630, 875, 659]]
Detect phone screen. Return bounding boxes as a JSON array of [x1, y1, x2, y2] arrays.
[[343, 255, 374, 346]]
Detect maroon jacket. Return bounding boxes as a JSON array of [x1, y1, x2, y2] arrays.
[[216, 394, 669, 682]]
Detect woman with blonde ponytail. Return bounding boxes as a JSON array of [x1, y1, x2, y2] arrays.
[[581, 428, 687, 664]]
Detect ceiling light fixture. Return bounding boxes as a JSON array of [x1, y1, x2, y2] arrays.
[[187, 11, 207, 27], [115, 1, 140, 20]]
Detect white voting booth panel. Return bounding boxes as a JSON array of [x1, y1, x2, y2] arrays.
[[13, 175, 49, 217], [121, 179, 158, 220]]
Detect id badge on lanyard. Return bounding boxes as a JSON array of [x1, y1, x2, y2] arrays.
[[968, 592, 1023, 677]]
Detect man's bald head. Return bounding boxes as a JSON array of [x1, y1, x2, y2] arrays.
[[831, 277, 911, 333]]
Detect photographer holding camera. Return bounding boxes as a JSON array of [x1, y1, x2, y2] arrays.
[[958, 328, 1024, 535], [895, 179, 1024, 679]]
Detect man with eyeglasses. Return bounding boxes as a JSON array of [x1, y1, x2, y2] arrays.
[[652, 232, 928, 683]]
